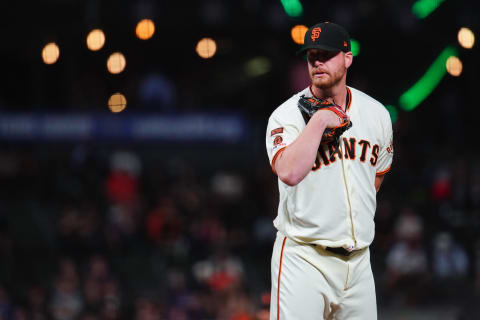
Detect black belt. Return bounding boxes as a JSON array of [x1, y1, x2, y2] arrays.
[[312, 244, 356, 257], [325, 246, 354, 257]]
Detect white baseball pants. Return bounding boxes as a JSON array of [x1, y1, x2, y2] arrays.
[[270, 232, 377, 320]]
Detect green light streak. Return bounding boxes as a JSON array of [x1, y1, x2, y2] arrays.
[[385, 105, 398, 123], [280, 0, 303, 17], [412, 0, 446, 19], [350, 39, 360, 56], [399, 46, 458, 111]]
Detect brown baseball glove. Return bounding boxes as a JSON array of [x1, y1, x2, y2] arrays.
[[298, 95, 352, 147]]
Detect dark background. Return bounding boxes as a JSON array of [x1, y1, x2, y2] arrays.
[[0, 0, 479, 319]]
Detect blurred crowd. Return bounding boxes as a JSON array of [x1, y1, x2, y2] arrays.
[[1, 129, 480, 320], [0, 145, 277, 320]]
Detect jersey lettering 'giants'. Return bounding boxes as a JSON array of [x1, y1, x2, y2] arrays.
[[311, 137, 379, 171]]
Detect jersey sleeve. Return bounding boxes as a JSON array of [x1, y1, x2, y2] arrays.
[[375, 113, 394, 176], [265, 112, 300, 174]]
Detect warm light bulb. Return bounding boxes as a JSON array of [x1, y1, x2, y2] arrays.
[[196, 38, 217, 59], [42, 42, 60, 64], [136, 19, 155, 40], [446, 56, 462, 77], [107, 52, 126, 74], [108, 93, 127, 112], [86, 29, 106, 51], [458, 27, 475, 49], [291, 25, 308, 45]]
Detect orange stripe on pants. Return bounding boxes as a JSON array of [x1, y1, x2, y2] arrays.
[[277, 236, 287, 320]]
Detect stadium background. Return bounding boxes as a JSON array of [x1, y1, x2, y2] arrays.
[[0, 0, 479, 319]]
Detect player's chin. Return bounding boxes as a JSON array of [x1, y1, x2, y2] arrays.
[[312, 78, 333, 89]]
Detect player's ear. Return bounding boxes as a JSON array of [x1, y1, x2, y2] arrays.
[[344, 51, 353, 69]]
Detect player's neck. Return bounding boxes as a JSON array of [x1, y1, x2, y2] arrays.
[[310, 83, 347, 110]]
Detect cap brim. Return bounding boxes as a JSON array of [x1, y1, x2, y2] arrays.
[[296, 44, 344, 56]]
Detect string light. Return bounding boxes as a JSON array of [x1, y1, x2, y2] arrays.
[[196, 38, 217, 59], [107, 52, 126, 74], [458, 27, 475, 49], [446, 56, 462, 77], [108, 93, 127, 112], [291, 25, 308, 45], [42, 42, 60, 64], [136, 19, 155, 40], [86, 29, 106, 51]]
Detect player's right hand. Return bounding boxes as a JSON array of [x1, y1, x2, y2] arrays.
[[312, 108, 348, 129]]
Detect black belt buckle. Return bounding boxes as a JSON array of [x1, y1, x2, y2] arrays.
[[325, 246, 353, 257]]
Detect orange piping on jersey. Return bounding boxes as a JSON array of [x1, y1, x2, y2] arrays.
[[277, 236, 287, 320], [271, 147, 287, 175], [346, 87, 352, 111], [376, 166, 391, 176]]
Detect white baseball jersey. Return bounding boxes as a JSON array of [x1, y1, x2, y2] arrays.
[[266, 85, 393, 251]]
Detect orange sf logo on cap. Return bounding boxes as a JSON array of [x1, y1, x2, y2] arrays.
[[311, 27, 321, 41]]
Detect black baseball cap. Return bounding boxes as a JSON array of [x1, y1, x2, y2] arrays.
[[297, 22, 351, 55]]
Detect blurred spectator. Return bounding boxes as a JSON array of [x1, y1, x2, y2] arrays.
[[86, 255, 111, 284], [81, 255, 122, 319], [432, 232, 469, 279], [431, 166, 452, 202], [193, 246, 244, 292], [83, 278, 102, 314], [57, 202, 103, 258], [50, 259, 83, 320], [384, 207, 430, 306], [217, 289, 255, 320], [101, 279, 122, 320], [164, 268, 206, 318], [190, 209, 227, 247], [105, 203, 141, 248], [146, 197, 183, 245], [103, 151, 142, 250], [106, 151, 142, 205], [134, 297, 162, 320], [211, 171, 245, 203], [11, 307, 28, 320], [430, 232, 470, 304]]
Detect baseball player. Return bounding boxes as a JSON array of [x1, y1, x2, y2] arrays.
[[266, 22, 393, 319]]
